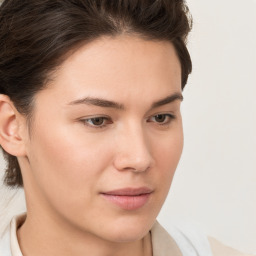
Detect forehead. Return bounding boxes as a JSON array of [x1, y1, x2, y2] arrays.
[[39, 35, 182, 108]]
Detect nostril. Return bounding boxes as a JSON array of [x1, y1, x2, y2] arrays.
[[112, 129, 154, 172], [113, 152, 153, 173], [123, 165, 150, 173]]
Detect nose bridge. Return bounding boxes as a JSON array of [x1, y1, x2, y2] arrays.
[[113, 122, 153, 172]]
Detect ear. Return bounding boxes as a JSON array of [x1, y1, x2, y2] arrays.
[[0, 94, 27, 157]]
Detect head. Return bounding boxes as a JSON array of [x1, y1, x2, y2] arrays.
[[0, 0, 192, 242]]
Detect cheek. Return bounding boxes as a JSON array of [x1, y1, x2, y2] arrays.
[[155, 125, 183, 166], [27, 121, 113, 210], [152, 126, 183, 187]]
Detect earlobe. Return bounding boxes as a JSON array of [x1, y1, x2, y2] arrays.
[[0, 95, 27, 157]]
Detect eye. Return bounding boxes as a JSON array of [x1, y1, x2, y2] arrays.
[[154, 114, 167, 123], [148, 114, 175, 125], [82, 116, 112, 128]]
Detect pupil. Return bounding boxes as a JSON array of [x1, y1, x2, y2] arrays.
[[93, 118, 103, 125], [156, 115, 165, 122]]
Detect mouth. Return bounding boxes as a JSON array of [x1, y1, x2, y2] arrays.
[[100, 187, 153, 211]]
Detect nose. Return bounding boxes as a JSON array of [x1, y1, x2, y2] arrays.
[[113, 125, 154, 173]]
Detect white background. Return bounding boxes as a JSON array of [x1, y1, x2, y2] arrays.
[[159, 0, 256, 254], [0, 0, 256, 254]]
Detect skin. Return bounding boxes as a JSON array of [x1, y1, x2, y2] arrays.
[[0, 35, 183, 256]]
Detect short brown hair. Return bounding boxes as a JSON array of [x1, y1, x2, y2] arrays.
[[0, 0, 192, 187]]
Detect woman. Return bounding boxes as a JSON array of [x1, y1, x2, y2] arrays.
[[0, 0, 253, 255]]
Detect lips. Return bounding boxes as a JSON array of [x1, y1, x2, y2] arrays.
[[101, 187, 153, 210]]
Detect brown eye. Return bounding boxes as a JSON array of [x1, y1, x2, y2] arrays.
[[154, 114, 166, 123], [148, 113, 175, 125], [82, 116, 112, 128], [90, 117, 105, 126]]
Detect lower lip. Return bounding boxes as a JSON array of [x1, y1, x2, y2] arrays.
[[101, 193, 151, 210]]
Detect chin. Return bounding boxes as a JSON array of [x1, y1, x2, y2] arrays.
[[97, 215, 155, 243], [106, 227, 150, 243]]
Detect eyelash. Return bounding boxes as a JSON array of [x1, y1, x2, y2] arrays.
[[147, 114, 175, 125], [81, 114, 176, 129], [82, 116, 112, 129]]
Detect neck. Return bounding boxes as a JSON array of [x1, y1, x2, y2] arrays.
[[17, 211, 152, 256]]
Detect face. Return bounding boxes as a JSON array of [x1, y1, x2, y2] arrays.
[[21, 35, 183, 243]]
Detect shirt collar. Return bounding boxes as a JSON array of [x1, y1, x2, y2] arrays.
[[10, 213, 26, 256]]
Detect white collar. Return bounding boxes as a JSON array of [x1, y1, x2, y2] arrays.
[[10, 213, 25, 256]]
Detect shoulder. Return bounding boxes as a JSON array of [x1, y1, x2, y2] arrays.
[[208, 237, 255, 256], [151, 221, 212, 256], [0, 226, 12, 256], [0, 212, 26, 256], [151, 221, 255, 256], [151, 221, 183, 255]]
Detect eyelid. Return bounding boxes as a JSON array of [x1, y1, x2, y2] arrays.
[[147, 113, 176, 125], [78, 112, 176, 129], [80, 116, 113, 129]]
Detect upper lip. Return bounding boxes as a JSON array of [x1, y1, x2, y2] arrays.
[[101, 187, 153, 196]]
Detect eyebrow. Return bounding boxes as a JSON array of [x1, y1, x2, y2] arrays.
[[151, 93, 183, 109], [67, 92, 183, 110], [68, 97, 125, 109]]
